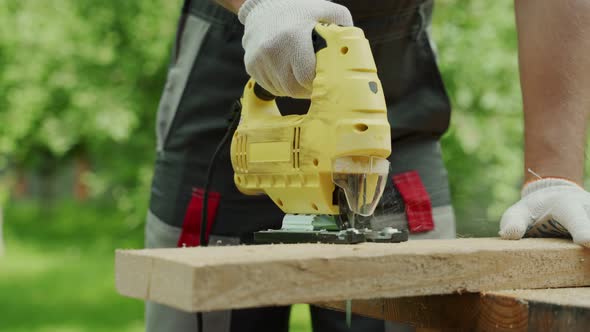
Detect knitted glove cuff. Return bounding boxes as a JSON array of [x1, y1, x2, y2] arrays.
[[522, 178, 581, 197], [239, 0, 286, 24], [238, 0, 334, 24]]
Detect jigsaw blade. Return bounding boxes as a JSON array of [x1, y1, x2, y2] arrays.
[[346, 299, 352, 328]]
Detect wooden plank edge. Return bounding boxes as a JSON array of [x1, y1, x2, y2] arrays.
[[114, 239, 590, 312], [115, 249, 198, 312]]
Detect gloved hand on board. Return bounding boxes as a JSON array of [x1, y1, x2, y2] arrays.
[[500, 178, 590, 248]]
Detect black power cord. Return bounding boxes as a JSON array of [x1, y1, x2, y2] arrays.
[[200, 100, 242, 247], [196, 100, 242, 331]]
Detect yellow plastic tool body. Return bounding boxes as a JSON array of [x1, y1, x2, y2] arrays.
[[230, 24, 391, 216]]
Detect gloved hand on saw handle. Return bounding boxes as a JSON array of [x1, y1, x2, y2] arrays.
[[499, 178, 590, 248], [238, 0, 353, 98]]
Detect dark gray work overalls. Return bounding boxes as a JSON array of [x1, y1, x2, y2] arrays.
[[145, 1, 456, 331]]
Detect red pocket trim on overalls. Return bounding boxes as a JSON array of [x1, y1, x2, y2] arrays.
[[177, 188, 221, 247], [392, 171, 434, 233]]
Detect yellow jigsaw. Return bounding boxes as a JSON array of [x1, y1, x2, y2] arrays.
[[230, 24, 407, 244]]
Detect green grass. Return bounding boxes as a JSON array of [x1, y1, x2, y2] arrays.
[[290, 304, 312, 331], [0, 201, 312, 332]]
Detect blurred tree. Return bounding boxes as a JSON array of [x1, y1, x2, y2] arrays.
[[434, 1, 524, 235], [0, 204, 3, 255], [0, 1, 181, 223]]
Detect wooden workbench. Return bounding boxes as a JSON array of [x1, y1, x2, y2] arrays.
[[115, 238, 590, 330], [321, 288, 590, 331]]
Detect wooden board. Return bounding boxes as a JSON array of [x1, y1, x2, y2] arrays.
[[320, 294, 481, 329], [321, 288, 590, 331], [482, 288, 590, 332], [115, 238, 590, 312]]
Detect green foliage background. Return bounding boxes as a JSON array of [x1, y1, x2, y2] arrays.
[[0, 1, 573, 331], [435, 1, 523, 235], [0, 0, 526, 233]]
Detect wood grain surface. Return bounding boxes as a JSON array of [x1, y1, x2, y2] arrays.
[[115, 238, 590, 312]]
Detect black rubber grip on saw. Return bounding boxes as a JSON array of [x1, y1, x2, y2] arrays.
[[311, 27, 327, 53], [253, 83, 276, 101]]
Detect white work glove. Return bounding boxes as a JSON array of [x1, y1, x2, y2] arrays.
[[499, 178, 590, 247], [238, 0, 353, 98]]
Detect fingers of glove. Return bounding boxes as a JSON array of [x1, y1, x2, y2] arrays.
[[552, 203, 590, 248], [244, 31, 314, 98], [254, 65, 283, 97], [258, 47, 312, 98], [290, 28, 316, 96], [242, 25, 290, 96], [288, 2, 353, 97], [317, 2, 354, 27], [499, 202, 532, 240], [277, 59, 312, 99], [240, 0, 353, 98]]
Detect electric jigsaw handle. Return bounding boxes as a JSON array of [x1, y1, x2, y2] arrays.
[[249, 24, 327, 101], [232, 23, 390, 217], [241, 23, 381, 122], [244, 24, 328, 104]]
